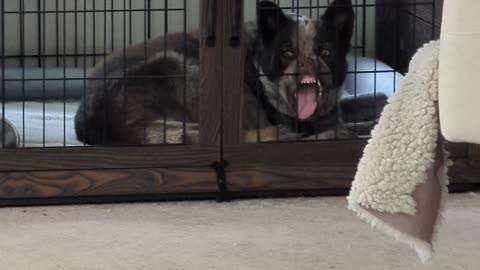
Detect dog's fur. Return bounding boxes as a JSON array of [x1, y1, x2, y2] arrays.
[[75, 0, 354, 145]]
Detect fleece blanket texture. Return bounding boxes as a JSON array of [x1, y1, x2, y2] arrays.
[[347, 40, 450, 263]]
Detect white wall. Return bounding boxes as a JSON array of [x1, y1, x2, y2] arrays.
[[2, 0, 375, 67]]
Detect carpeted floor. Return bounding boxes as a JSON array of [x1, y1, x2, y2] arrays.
[[0, 194, 478, 270]]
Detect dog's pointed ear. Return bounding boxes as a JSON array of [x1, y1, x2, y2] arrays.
[[257, 1, 290, 45], [322, 0, 355, 43]]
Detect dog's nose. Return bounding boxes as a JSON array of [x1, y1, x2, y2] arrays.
[[299, 58, 314, 67], [299, 57, 316, 74]]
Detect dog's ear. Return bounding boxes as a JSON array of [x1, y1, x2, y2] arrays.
[[322, 0, 354, 47], [257, 1, 290, 45]]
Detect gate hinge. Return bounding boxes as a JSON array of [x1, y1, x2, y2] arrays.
[[211, 160, 231, 202]]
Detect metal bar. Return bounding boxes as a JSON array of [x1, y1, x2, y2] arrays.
[[413, 0, 417, 65], [37, 0, 42, 67], [82, 0, 87, 146], [393, 0, 399, 82], [183, 0, 187, 143], [163, 0, 169, 144], [147, 0, 151, 39], [129, 0, 132, 44], [206, 0, 217, 47], [56, 0, 60, 66], [256, 0, 261, 143], [309, 0, 313, 18], [275, 0, 280, 141], [123, 0, 127, 66], [373, 0, 378, 126], [92, 0, 96, 64], [353, 0, 359, 135], [431, 0, 436, 39], [122, 0, 128, 147], [42, 0, 46, 147], [3, 74, 188, 82], [362, 0, 366, 56], [63, 0, 67, 147], [103, 0, 108, 145], [1, 0, 5, 148], [1, 3, 435, 15], [143, 0, 149, 144], [74, 0, 78, 67], [20, 0, 26, 147], [111, 0, 114, 51], [3, 8, 185, 14], [295, 0, 300, 141], [1, 69, 398, 82]]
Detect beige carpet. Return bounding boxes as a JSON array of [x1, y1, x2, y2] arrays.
[[0, 194, 478, 270]]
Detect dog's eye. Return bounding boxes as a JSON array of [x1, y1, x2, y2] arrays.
[[321, 49, 331, 57], [282, 50, 295, 59]]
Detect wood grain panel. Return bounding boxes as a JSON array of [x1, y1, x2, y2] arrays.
[[199, 0, 223, 146], [445, 142, 468, 158], [0, 167, 217, 199], [227, 157, 480, 192], [0, 158, 477, 202], [0, 145, 217, 172], [222, 0, 245, 146], [226, 160, 359, 191], [225, 140, 367, 165], [449, 158, 480, 184], [226, 140, 469, 166], [467, 144, 480, 160]]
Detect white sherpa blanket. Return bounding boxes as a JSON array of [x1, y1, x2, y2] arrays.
[[347, 40, 450, 263]]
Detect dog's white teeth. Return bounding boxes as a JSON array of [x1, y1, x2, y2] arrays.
[[300, 79, 318, 85], [317, 81, 321, 87], [294, 92, 297, 98]]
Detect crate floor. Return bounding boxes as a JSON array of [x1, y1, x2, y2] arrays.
[[4, 101, 82, 147]]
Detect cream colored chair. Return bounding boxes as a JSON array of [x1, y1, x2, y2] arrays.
[[439, 0, 480, 144]]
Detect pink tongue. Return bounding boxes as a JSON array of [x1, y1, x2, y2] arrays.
[[297, 87, 318, 120]]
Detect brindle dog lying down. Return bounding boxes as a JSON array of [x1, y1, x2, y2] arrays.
[[74, 0, 355, 145]]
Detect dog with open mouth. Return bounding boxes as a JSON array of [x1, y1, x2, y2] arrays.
[[244, 0, 355, 138], [74, 0, 354, 145]]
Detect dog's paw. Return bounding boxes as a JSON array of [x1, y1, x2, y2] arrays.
[[244, 126, 295, 143], [300, 128, 358, 141]]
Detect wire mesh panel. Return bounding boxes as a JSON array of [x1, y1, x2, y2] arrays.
[[0, 0, 200, 148], [242, 0, 437, 144], [0, 0, 438, 149]]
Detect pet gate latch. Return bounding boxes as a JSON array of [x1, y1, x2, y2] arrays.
[[211, 160, 231, 202]]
